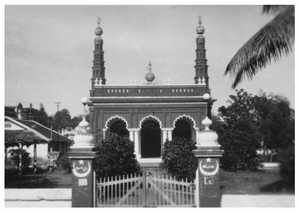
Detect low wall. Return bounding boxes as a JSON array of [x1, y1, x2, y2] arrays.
[[5, 189, 294, 207], [5, 189, 71, 207]]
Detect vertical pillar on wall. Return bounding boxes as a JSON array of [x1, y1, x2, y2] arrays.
[[68, 98, 96, 207], [129, 130, 134, 141], [193, 117, 223, 207], [162, 128, 168, 143], [18, 142, 22, 176], [134, 129, 140, 159], [167, 128, 172, 141], [33, 144, 37, 173]]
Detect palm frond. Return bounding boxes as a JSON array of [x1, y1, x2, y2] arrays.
[[262, 5, 290, 14], [225, 6, 294, 88]]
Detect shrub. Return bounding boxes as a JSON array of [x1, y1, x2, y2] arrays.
[[9, 148, 31, 171], [277, 144, 294, 187], [217, 119, 260, 171], [56, 153, 71, 173], [162, 137, 198, 181], [94, 133, 140, 178]]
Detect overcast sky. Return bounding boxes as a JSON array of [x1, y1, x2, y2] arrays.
[[5, 5, 294, 116]]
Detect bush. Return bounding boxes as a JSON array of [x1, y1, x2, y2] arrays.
[[9, 148, 31, 171], [162, 137, 198, 181], [218, 119, 260, 171], [94, 133, 140, 178], [277, 144, 294, 187], [56, 153, 71, 173]]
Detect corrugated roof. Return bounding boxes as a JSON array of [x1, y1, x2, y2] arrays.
[[5, 116, 72, 145], [18, 120, 71, 143]]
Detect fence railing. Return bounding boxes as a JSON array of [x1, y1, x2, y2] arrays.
[[96, 172, 195, 207]]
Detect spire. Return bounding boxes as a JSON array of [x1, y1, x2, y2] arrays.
[[92, 17, 106, 87], [194, 16, 208, 86]]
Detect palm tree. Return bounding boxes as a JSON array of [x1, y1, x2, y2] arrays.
[[225, 5, 294, 88]]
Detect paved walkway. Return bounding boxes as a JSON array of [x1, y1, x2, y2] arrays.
[[5, 189, 295, 207]]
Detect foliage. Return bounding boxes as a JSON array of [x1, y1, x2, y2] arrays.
[[254, 94, 294, 150], [277, 144, 294, 187], [9, 148, 31, 170], [225, 5, 294, 88], [94, 133, 140, 178], [52, 109, 72, 131], [56, 153, 71, 173], [162, 137, 198, 181], [216, 119, 260, 171], [214, 89, 294, 171]]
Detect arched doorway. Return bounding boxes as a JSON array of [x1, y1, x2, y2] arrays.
[[172, 117, 196, 142], [106, 118, 129, 138], [140, 118, 161, 158]]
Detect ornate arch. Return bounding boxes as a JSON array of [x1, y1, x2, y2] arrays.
[[139, 115, 162, 128], [172, 114, 197, 129], [104, 115, 129, 129]]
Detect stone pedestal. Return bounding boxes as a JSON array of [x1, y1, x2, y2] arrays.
[[193, 147, 223, 207], [69, 148, 96, 207]]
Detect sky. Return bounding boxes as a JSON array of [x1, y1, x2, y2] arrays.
[[5, 5, 295, 117]]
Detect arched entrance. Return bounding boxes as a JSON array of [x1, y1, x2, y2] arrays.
[[172, 117, 196, 142], [140, 118, 161, 158], [106, 118, 129, 138]]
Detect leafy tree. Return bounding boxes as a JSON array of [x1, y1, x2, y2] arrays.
[[9, 148, 31, 171], [253, 94, 294, 150], [52, 109, 72, 131], [225, 5, 294, 88], [94, 133, 140, 178], [215, 89, 294, 170], [162, 137, 198, 181], [70, 116, 82, 129], [35, 103, 51, 127]]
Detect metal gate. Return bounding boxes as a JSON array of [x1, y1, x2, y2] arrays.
[[96, 171, 196, 207]]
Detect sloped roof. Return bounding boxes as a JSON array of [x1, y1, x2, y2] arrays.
[[5, 116, 72, 146]]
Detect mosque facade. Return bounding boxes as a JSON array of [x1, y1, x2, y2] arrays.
[[88, 17, 212, 163]]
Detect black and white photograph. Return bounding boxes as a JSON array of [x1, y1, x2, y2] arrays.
[[2, 2, 296, 208]]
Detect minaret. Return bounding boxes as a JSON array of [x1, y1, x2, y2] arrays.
[[92, 17, 106, 87], [194, 16, 208, 86]]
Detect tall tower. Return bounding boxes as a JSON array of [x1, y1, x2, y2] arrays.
[[194, 16, 208, 86], [92, 17, 106, 87]]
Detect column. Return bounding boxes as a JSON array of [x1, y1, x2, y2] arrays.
[[192, 117, 223, 207], [33, 144, 37, 173], [68, 102, 96, 207], [167, 129, 172, 141], [162, 128, 168, 143], [129, 129, 134, 141], [18, 143, 22, 176], [134, 129, 140, 159]]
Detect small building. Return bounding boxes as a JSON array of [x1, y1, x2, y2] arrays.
[[5, 115, 72, 170]]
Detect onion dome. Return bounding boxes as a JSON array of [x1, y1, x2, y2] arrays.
[[145, 61, 155, 83], [95, 17, 103, 36], [196, 16, 205, 35], [196, 117, 220, 148]]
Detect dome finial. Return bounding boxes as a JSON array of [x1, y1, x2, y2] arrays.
[[97, 17, 101, 26], [145, 61, 155, 83], [196, 16, 205, 36], [95, 17, 103, 36], [148, 61, 152, 72]]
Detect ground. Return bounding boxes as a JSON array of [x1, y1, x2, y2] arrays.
[[220, 169, 294, 194], [5, 168, 294, 194]]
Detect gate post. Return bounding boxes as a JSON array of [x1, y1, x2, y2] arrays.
[[193, 117, 223, 207], [68, 98, 96, 207]]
